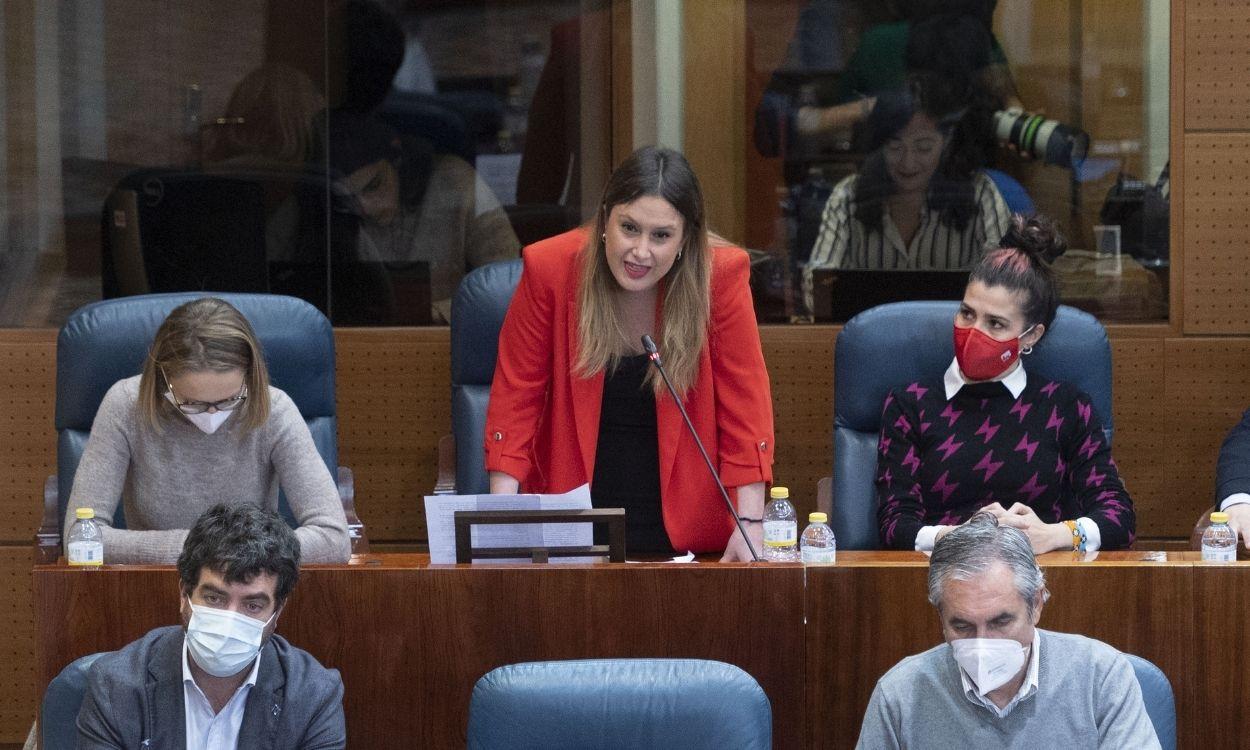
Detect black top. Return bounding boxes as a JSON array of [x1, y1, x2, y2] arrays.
[[591, 354, 675, 555]]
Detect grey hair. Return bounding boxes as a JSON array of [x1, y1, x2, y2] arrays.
[[927, 512, 1049, 615]]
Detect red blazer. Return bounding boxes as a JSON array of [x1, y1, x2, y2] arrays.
[[485, 229, 775, 552]]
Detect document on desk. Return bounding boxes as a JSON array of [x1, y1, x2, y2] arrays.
[[423, 484, 594, 564]]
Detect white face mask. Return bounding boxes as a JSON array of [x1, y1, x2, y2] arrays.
[[950, 637, 1029, 696], [164, 392, 232, 434], [185, 599, 276, 677]]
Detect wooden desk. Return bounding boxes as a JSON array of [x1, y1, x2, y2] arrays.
[[33, 553, 1248, 749], [34, 557, 806, 749]]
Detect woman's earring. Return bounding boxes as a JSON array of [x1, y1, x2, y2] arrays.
[[677, 250, 683, 261], [601, 233, 607, 243], [1021, 345, 1034, 356]]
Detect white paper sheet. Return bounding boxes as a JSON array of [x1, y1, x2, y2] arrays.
[[423, 484, 594, 564]]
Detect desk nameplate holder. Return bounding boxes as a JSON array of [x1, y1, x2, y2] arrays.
[[453, 508, 626, 564]]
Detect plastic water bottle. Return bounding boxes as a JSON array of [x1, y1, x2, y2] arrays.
[[67, 507, 104, 567], [762, 487, 799, 562], [1202, 511, 1237, 563], [800, 512, 836, 564]]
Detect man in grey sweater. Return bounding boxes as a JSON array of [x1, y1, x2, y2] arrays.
[[856, 513, 1162, 749]]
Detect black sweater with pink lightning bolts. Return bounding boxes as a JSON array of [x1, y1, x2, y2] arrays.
[[875, 376, 1136, 550]]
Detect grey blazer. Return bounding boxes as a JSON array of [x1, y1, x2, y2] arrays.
[[76, 625, 346, 749]]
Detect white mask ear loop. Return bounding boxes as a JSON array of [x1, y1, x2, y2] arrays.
[[1019, 324, 1039, 356]]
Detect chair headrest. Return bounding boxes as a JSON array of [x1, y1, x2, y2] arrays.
[[451, 260, 523, 386], [56, 293, 335, 430], [835, 302, 1112, 433]]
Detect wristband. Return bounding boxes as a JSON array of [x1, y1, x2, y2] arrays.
[[1063, 520, 1087, 552]]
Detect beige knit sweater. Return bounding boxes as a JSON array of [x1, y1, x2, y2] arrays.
[[64, 376, 351, 564]]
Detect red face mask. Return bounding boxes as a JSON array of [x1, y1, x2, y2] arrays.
[[953, 324, 1034, 381]]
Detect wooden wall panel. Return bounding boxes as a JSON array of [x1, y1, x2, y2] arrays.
[[1185, 0, 1250, 130], [1111, 338, 1171, 537], [0, 548, 35, 744], [1182, 134, 1250, 333], [1163, 338, 1250, 524], [762, 326, 835, 520], [334, 329, 449, 544], [0, 332, 55, 544]]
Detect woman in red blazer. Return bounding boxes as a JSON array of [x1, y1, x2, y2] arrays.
[[485, 146, 774, 560]]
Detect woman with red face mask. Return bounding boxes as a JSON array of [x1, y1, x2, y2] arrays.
[[875, 214, 1136, 552]]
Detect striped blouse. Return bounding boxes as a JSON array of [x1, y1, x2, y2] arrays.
[[803, 172, 1011, 312]]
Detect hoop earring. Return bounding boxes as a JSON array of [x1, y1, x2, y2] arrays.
[[677, 250, 683, 261], [601, 233, 607, 243], [1021, 345, 1034, 356]]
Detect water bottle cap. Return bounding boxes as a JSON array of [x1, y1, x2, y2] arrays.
[[1210, 512, 1230, 524], [769, 486, 790, 499], [809, 512, 827, 523], [75, 507, 95, 520]]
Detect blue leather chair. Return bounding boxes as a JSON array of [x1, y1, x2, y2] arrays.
[[985, 168, 1036, 215], [41, 652, 108, 748], [1125, 653, 1176, 750], [466, 659, 772, 750], [35, 292, 366, 561], [827, 302, 1113, 550], [436, 260, 523, 495]]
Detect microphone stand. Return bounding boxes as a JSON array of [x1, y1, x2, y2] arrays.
[[641, 335, 761, 562]]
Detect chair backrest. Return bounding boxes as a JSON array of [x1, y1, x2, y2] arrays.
[[832, 302, 1113, 550], [466, 659, 772, 750], [985, 168, 1036, 215], [450, 260, 523, 494], [55, 293, 337, 532], [1125, 653, 1177, 750], [41, 652, 109, 749]]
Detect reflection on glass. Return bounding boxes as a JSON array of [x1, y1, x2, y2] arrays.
[[748, 0, 1170, 323], [0, 0, 596, 327]]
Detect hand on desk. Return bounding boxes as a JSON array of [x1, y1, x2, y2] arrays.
[[991, 503, 1072, 553], [721, 520, 765, 563], [1224, 503, 1250, 550]]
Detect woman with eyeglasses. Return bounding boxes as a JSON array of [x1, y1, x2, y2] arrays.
[[64, 297, 351, 563]]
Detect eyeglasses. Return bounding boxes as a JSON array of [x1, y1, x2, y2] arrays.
[[161, 368, 248, 414]]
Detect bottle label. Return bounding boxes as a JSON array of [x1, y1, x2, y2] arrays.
[[68, 541, 104, 566], [1202, 544, 1235, 563], [801, 547, 836, 564], [763, 521, 797, 547]]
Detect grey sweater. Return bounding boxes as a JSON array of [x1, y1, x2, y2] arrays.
[[856, 629, 1161, 749], [64, 376, 350, 564]]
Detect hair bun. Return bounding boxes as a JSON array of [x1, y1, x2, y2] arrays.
[[1005, 213, 1066, 264]]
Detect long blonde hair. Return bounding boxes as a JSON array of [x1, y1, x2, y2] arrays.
[[575, 147, 711, 395], [138, 298, 271, 432]]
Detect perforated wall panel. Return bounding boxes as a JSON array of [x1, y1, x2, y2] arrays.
[[1182, 134, 1250, 333], [1186, 0, 1250, 130]]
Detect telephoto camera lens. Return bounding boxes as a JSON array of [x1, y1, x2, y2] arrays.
[[994, 108, 1090, 170]]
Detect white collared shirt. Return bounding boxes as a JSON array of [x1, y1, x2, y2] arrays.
[[914, 359, 1102, 552], [182, 640, 262, 750], [958, 630, 1041, 718], [1221, 493, 1250, 511]]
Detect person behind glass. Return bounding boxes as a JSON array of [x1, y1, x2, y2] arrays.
[[485, 146, 775, 561], [77, 504, 346, 749], [877, 215, 1136, 552], [802, 81, 1011, 312], [64, 297, 351, 564], [1214, 408, 1250, 550]]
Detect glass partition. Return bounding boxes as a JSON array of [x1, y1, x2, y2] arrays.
[[743, 0, 1170, 323], [0, 0, 608, 327]]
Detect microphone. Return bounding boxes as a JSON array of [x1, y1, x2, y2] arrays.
[[641, 335, 760, 561]]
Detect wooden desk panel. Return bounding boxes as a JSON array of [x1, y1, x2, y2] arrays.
[[35, 561, 806, 749], [805, 553, 1198, 749], [35, 554, 1243, 750]]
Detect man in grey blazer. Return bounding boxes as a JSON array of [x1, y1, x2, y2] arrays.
[[77, 504, 346, 749]]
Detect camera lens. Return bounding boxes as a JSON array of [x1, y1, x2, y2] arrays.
[[994, 109, 1089, 170]]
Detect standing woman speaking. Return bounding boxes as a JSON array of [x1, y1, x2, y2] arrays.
[[485, 146, 775, 560]]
